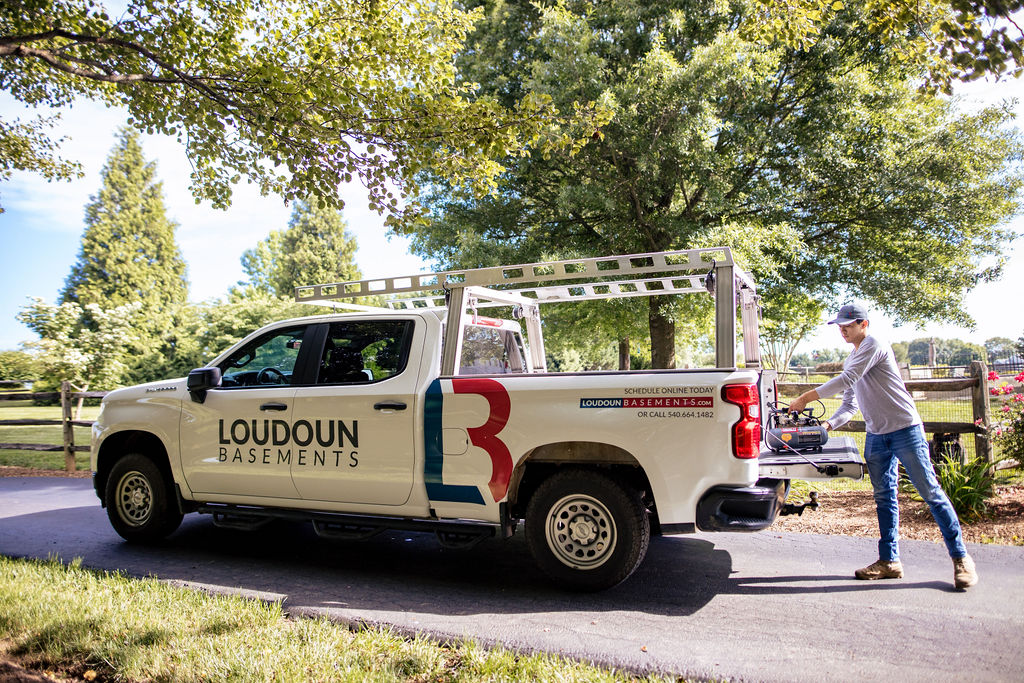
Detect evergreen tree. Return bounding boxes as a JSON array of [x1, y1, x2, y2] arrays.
[[58, 127, 189, 385], [241, 200, 361, 299], [61, 127, 188, 316]]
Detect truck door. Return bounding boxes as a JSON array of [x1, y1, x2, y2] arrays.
[[179, 324, 312, 498], [289, 317, 418, 505]]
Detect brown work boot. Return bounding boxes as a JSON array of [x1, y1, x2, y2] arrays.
[[854, 559, 904, 580], [953, 555, 978, 590]]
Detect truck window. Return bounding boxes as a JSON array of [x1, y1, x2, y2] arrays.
[[460, 326, 526, 375], [318, 320, 413, 384], [219, 326, 306, 387]]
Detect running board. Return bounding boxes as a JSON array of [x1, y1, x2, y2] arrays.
[[195, 503, 505, 541]]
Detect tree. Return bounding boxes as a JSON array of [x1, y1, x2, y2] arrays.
[[746, 0, 1024, 92], [0, 0, 596, 218], [59, 127, 189, 384], [905, 337, 985, 365], [17, 299, 138, 415], [0, 349, 38, 380], [759, 293, 826, 372], [61, 127, 187, 314], [240, 200, 361, 299], [985, 336, 1018, 362], [409, 0, 1022, 367]]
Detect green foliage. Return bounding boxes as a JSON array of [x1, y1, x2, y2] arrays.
[[16, 299, 138, 391], [409, 0, 1023, 367], [985, 336, 1018, 363], [905, 337, 987, 366], [745, 0, 1024, 91], [0, 349, 38, 380], [934, 455, 1000, 521], [54, 127, 189, 385], [60, 127, 188, 314], [0, 0, 601, 219], [241, 199, 361, 298], [760, 292, 826, 371], [0, 113, 82, 210]]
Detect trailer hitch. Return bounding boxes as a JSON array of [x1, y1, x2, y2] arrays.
[[780, 491, 819, 517]]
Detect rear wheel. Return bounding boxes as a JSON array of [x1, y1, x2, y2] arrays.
[[105, 453, 183, 543], [525, 469, 649, 591]]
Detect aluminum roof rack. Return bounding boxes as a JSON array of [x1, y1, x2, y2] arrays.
[[295, 247, 760, 370]]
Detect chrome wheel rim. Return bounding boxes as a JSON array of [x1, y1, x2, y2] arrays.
[[115, 471, 153, 527], [545, 493, 616, 569]]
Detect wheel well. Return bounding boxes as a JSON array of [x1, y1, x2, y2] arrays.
[[96, 431, 173, 504], [508, 443, 660, 533]]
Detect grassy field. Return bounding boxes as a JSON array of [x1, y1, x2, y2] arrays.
[[0, 556, 674, 683], [0, 401, 99, 470]]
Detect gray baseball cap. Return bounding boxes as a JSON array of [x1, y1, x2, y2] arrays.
[[827, 303, 869, 325]]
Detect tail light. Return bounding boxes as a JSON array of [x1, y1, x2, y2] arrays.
[[723, 383, 761, 459]]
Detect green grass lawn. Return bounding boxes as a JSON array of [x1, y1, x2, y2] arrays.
[[0, 556, 675, 683], [0, 402, 100, 470]]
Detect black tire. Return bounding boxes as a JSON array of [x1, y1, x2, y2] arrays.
[[104, 453, 183, 543], [525, 469, 650, 591]]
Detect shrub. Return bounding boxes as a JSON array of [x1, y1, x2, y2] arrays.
[[935, 456, 1000, 522]]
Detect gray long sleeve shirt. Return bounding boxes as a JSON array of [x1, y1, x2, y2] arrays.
[[815, 334, 921, 435]]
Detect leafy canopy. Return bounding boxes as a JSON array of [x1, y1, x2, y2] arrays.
[[0, 0, 595, 219], [410, 0, 1023, 367], [746, 0, 1024, 92]]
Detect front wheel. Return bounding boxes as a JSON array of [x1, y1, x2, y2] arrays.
[[525, 469, 650, 591], [105, 454, 183, 543]]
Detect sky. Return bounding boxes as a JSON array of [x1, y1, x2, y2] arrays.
[[1, 77, 1022, 355]]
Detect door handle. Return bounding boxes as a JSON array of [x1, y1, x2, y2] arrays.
[[374, 400, 407, 411], [259, 402, 289, 412]]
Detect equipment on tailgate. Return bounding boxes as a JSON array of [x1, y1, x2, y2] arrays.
[[765, 401, 829, 452]]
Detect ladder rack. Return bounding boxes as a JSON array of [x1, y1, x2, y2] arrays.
[[295, 248, 748, 302], [294, 247, 761, 371]]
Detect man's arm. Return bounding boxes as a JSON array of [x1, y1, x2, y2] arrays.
[[788, 389, 818, 415]]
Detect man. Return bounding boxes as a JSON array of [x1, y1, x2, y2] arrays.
[[788, 303, 978, 590]]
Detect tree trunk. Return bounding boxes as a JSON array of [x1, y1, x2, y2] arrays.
[[618, 337, 631, 371], [74, 383, 88, 421], [649, 296, 676, 369]]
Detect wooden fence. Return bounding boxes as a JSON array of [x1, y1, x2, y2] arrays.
[[0, 381, 108, 472], [0, 361, 1001, 472], [777, 360, 993, 462]]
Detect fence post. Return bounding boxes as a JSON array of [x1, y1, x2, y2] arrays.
[[968, 361, 992, 464], [60, 380, 76, 473]]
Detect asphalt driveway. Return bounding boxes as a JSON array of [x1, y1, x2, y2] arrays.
[[1, 476, 1021, 682]]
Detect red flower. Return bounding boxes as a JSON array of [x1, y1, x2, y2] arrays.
[[1004, 404, 1013, 412], [991, 387, 1001, 396], [1013, 394, 1024, 403], [989, 371, 1001, 381], [1015, 372, 1024, 383], [1003, 385, 1015, 394]]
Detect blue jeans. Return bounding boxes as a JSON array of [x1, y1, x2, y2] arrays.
[[864, 424, 966, 561]]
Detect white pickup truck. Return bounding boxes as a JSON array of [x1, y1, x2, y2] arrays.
[[91, 248, 863, 590]]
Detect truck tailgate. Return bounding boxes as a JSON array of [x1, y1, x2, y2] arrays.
[[758, 435, 865, 481]]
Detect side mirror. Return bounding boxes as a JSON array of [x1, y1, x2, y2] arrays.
[[187, 367, 222, 403]]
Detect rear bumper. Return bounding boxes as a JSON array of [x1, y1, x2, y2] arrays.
[[696, 479, 788, 532]]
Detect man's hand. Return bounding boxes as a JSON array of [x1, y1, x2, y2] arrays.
[[789, 389, 819, 415]]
